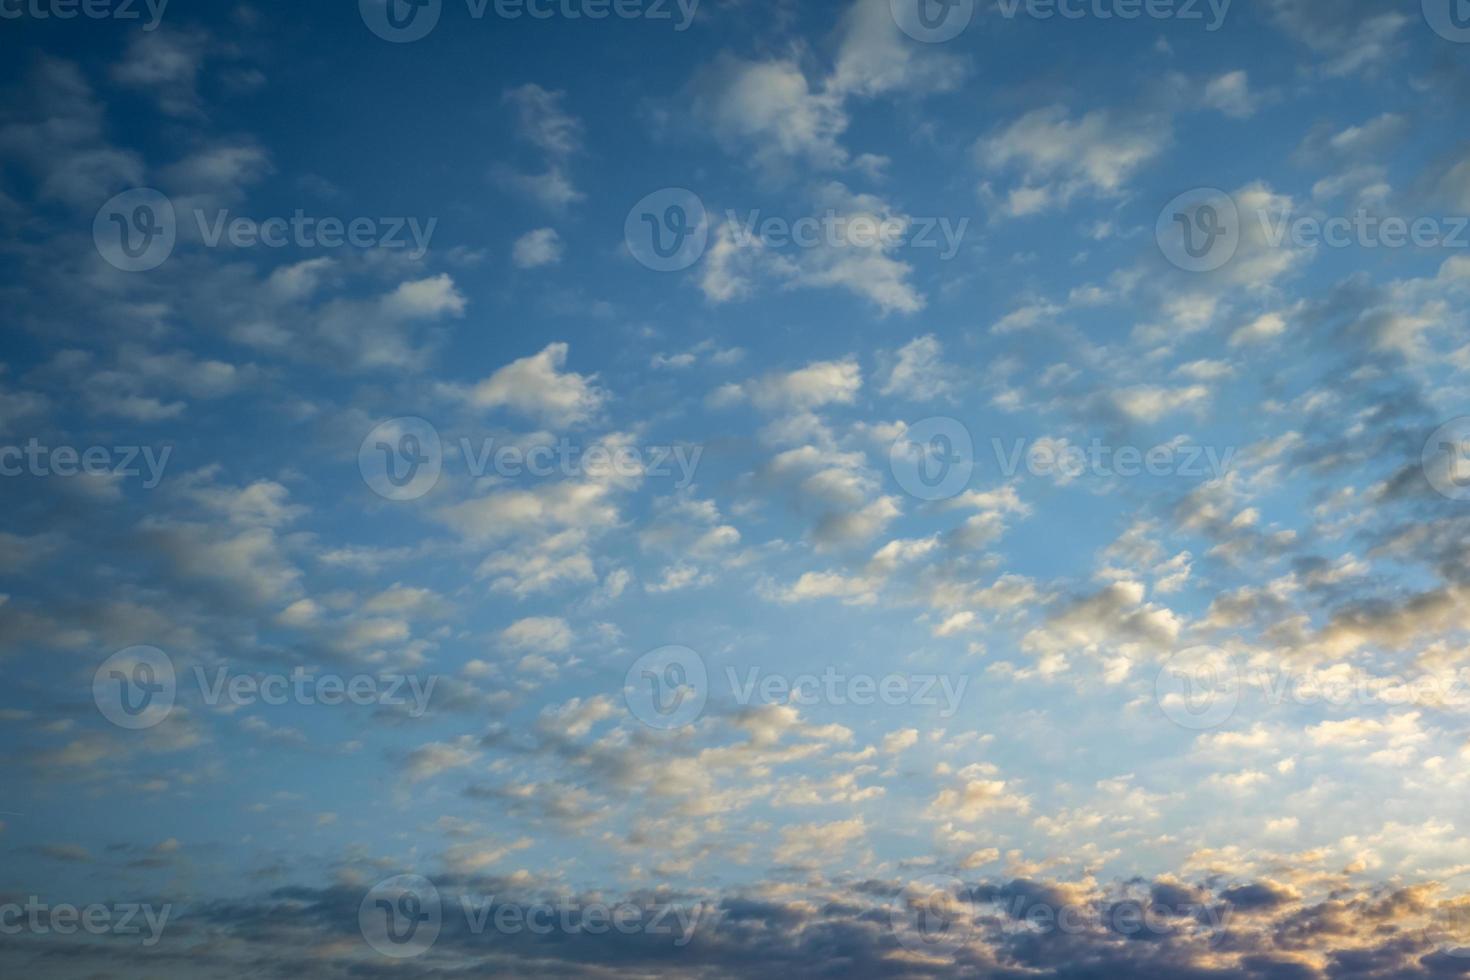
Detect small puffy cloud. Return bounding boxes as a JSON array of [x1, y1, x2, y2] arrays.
[[499, 616, 574, 653], [978, 106, 1167, 214], [512, 228, 563, 269], [880, 335, 952, 399], [728, 358, 863, 413], [1230, 311, 1288, 346], [403, 737, 480, 783], [469, 343, 605, 427], [773, 817, 866, 864], [882, 729, 919, 754], [111, 27, 209, 117], [1110, 384, 1210, 423], [927, 765, 1031, 821], [694, 56, 848, 174], [1202, 71, 1258, 119], [700, 184, 925, 314], [503, 84, 583, 158], [381, 274, 467, 319]]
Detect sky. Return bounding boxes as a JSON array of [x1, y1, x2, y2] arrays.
[[3, 0, 1470, 977]]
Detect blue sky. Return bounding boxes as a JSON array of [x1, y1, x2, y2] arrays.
[[4, 0, 1470, 976]]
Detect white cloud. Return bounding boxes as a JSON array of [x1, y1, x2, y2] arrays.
[[1203, 71, 1258, 119], [512, 228, 563, 269], [977, 106, 1167, 214], [739, 358, 862, 413], [468, 343, 606, 427], [695, 56, 848, 173], [880, 335, 952, 398], [500, 616, 574, 653], [1110, 384, 1210, 422]]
